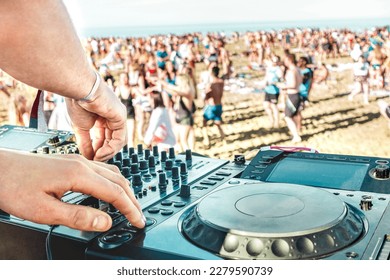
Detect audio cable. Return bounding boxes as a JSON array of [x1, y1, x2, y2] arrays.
[[45, 225, 58, 260]]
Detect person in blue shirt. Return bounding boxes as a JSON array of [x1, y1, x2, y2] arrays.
[[296, 56, 313, 132]]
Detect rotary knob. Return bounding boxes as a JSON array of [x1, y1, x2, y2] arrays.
[[375, 165, 390, 179]]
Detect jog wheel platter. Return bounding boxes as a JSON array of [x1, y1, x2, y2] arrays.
[[181, 183, 366, 260]]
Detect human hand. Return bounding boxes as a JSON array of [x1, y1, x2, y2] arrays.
[[0, 149, 145, 231], [66, 82, 127, 162]]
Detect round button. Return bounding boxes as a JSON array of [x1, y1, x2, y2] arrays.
[[145, 217, 156, 227], [161, 209, 174, 216], [148, 207, 160, 214], [99, 230, 132, 249], [173, 202, 186, 208], [161, 200, 173, 206]]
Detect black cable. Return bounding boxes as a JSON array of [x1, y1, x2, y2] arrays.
[[45, 225, 58, 260]]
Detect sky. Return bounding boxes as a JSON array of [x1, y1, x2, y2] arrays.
[[63, 0, 390, 30]]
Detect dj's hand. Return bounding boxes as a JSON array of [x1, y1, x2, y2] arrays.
[[0, 149, 145, 231], [66, 82, 128, 162]]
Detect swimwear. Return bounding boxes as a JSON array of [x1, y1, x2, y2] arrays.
[[285, 93, 301, 118], [203, 105, 223, 122]]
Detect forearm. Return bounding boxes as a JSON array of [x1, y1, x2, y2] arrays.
[[0, 0, 95, 100]]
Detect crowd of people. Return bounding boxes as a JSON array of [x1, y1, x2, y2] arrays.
[[2, 25, 390, 147]]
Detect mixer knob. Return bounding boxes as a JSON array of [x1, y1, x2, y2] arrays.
[[158, 172, 168, 192], [131, 153, 139, 164], [172, 166, 180, 180], [360, 195, 373, 211], [114, 152, 123, 162], [107, 158, 115, 164], [121, 166, 131, 178], [160, 150, 167, 163], [180, 162, 188, 176], [122, 158, 131, 167], [179, 184, 191, 198], [130, 163, 140, 175], [185, 149, 192, 161], [168, 147, 176, 159], [139, 160, 148, 173], [48, 135, 60, 146], [152, 145, 159, 159], [148, 156, 156, 169], [137, 144, 143, 157], [128, 147, 135, 156], [165, 159, 173, 171], [113, 160, 122, 170], [122, 145, 129, 155], [144, 149, 151, 160], [132, 174, 143, 193], [375, 165, 390, 179], [42, 146, 50, 154]]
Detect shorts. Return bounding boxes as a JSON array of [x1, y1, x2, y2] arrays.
[[203, 105, 223, 122], [176, 115, 194, 126], [264, 93, 279, 104], [285, 93, 301, 118]]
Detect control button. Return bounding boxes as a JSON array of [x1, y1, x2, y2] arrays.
[[254, 164, 268, 169], [145, 217, 156, 227], [208, 176, 224, 181], [172, 166, 180, 180], [192, 186, 208, 190], [144, 149, 151, 160], [161, 200, 173, 206], [122, 166, 131, 178], [42, 146, 50, 154], [229, 180, 241, 184], [173, 202, 186, 208], [152, 146, 159, 159], [326, 156, 347, 161], [142, 173, 152, 182], [375, 165, 390, 179], [148, 207, 160, 214], [256, 160, 271, 164], [158, 172, 168, 192], [114, 152, 123, 162], [360, 195, 373, 211], [128, 147, 135, 156], [131, 153, 139, 164], [251, 169, 264, 174], [375, 160, 389, 165], [142, 189, 148, 196], [179, 184, 191, 197], [48, 135, 60, 145], [185, 149, 192, 162], [122, 158, 131, 167], [137, 144, 143, 157], [161, 209, 174, 216], [216, 171, 232, 176], [168, 147, 176, 159], [99, 230, 133, 249], [160, 150, 167, 163], [200, 180, 217, 186]]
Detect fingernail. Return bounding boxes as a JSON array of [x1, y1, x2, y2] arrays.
[[92, 215, 108, 231], [141, 213, 146, 226]]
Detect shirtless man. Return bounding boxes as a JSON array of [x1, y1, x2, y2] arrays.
[[202, 66, 225, 146]]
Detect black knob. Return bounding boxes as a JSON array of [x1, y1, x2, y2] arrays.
[[185, 149, 192, 161], [160, 150, 167, 163], [142, 189, 148, 196], [165, 159, 173, 171], [375, 165, 390, 179], [139, 160, 148, 172], [158, 172, 168, 192], [132, 174, 143, 189], [114, 152, 123, 162], [131, 153, 139, 164], [48, 135, 60, 145], [107, 158, 115, 164], [179, 184, 191, 198], [168, 147, 175, 159], [144, 149, 151, 160], [129, 147, 135, 156], [148, 156, 155, 169], [137, 144, 143, 156], [180, 162, 188, 176], [42, 146, 50, 154], [121, 166, 131, 178], [122, 158, 131, 167], [130, 163, 139, 175], [113, 160, 122, 170], [234, 154, 246, 165], [152, 146, 159, 158], [122, 145, 129, 155], [172, 166, 180, 180]]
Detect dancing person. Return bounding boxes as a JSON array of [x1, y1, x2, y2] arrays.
[[115, 72, 136, 147], [202, 66, 225, 147], [280, 53, 303, 143], [143, 91, 176, 150], [160, 73, 196, 152], [348, 55, 370, 104], [262, 55, 283, 128], [0, 0, 145, 232]]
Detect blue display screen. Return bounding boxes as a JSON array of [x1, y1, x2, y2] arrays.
[[266, 157, 369, 191]]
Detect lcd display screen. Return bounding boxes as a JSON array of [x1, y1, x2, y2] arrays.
[[0, 130, 50, 151], [266, 157, 369, 191]]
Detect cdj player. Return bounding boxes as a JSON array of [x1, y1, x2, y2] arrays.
[[0, 125, 390, 260]]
